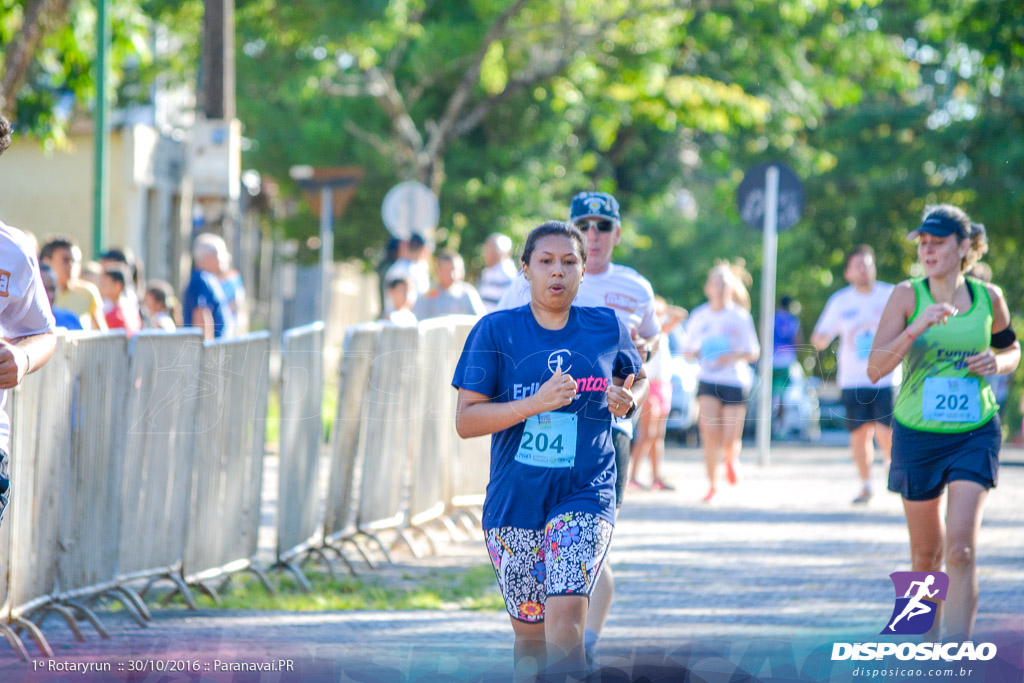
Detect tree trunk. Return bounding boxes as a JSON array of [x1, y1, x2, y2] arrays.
[[0, 0, 71, 114]]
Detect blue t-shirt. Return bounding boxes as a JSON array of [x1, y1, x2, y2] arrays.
[[52, 307, 83, 330], [182, 269, 231, 338], [773, 309, 800, 368], [452, 305, 643, 530]]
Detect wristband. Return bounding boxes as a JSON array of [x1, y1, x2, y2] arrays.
[[623, 401, 637, 420]]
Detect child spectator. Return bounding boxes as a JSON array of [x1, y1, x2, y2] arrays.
[[99, 266, 142, 337], [143, 281, 177, 332]]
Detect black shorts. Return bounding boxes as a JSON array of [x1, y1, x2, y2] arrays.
[[0, 448, 9, 527], [841, 387, 894, 430], [696, 381, 748, 406], [613, 429, 631, 509], [888, 415, 1001, 501]]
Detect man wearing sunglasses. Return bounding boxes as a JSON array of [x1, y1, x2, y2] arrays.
[[495, 190, 661, 666]]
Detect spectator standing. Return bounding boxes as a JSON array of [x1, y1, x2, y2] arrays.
[[384, 233, 431, 296], [182, 233, 233, 340], [478, 233, 517, 312], [39, 235, 107, 330], [381, 276, 418, 326], [414, 250, 487, 319], [143, 281, 177, 331], [39, 263, 83, 330], [99, 267, 142, 337], [0, 113, 59, 527]]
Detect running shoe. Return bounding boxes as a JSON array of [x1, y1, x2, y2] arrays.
[[852, 488, 872, 504], [651, 479, 675, 491], [702, 488, 717, 503], [628, 479, 649, 491], [725, 457, 741, 485]]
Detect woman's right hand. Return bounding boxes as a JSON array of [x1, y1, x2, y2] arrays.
[[908, 303, 958, 337], [533, 365, 577, 412]]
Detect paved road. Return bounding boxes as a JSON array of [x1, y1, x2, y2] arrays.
[[1, 444, 1022, 681]]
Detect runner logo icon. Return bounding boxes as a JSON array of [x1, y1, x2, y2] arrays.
[[882, 571, 949, 635]]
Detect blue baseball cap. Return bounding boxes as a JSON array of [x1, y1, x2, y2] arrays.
[[908, 212, 967, 240], [570, 191, 620, 223]]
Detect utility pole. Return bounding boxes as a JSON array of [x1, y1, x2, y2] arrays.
[[201, 0, 235, 120], [92, 0, 111, 257]]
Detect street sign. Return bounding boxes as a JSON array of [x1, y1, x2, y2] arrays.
[[381, 181, 440, 240], [737, 161, 803, 231]]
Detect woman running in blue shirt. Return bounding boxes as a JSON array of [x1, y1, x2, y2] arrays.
[[453, 221, 646, 679]]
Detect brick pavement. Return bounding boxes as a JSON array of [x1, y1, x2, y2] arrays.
[[1, 443, 1021, 681]]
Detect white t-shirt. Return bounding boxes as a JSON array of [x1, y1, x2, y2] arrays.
[[384, 258, 431, 295], [495, 262, 658, 437], [496, 263, 659, 338], [681, 302, 760, 390], [477, 259, 518, 313], [813, 283, 900, 389], [0, 221, 58, 453]]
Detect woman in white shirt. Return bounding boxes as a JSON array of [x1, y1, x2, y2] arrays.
[[683, 263, 760, 503]]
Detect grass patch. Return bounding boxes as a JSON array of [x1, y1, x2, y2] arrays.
[[161, 564, 504, 613]]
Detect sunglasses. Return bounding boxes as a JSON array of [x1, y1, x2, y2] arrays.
[[575, 219, 615, 233]]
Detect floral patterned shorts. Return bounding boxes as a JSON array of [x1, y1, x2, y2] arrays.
[[484, 511, 613, 623]]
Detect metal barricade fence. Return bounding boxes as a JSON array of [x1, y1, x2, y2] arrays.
[[183, 332, 271, 592], [323, 324, 377, 562], [5, 334, 74, 657], [276, 323, 325, 578], [350, 324, 421, 558], [118, 330, 204, 605], [407, 319, 455, 535], [55, 333, 133, 609], [448, 319, 490, 510]]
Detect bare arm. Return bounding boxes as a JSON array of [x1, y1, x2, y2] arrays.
[[0, 332, 57, 389], [809, 331, 833, 351], [964, 283, 1021, 376], [456, 366, 578, 439], [867, 282, 959, 383], [192, 307, 215, 341]]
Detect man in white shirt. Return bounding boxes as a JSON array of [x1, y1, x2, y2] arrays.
[[0, 114, 59, 527], [477, 233, 517, 312], [811, 244, 899, 504], [496, 190, 659, 664]]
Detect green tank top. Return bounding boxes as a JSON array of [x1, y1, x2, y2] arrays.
[[893, 277, 998, 433]]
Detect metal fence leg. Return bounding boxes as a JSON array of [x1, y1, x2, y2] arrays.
[[141, 573, 198, 610], [396, 529, 423, 559], [10, 616, 54, 658], [93, 589, 146, 629], [321, 544, 358, 576], [0, 624, 30, 661], [239, 564, 276, 596], [408, 525, 439, 555], [302, 546, 340, 579], [437, 515, 464, 541], [62, 601, 111, 638], [190, 579, 221, 604], [356, 531, 393, 564], [113, 586, 152, 621], [29, 604, 86, 642], [338, 536, 378, 570], [271, 560, 313, 593]]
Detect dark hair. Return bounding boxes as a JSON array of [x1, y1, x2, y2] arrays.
[[921, 204, 987, 272], [145, 280, 175, 314], [0, 114, 11, 156], [385, 277, 409, 290], [408, 233, 426, 251], [521, 221, 586, 267], [844, 244, 875, 269], [779, 295, 793, 309], [436, 249, 462, 266], [103, 266, 129, 290], [39, 235, 82, 262]]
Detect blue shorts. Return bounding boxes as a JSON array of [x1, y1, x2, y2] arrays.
[[888, 415, 1001, 502], [842, 387, 894, 430]]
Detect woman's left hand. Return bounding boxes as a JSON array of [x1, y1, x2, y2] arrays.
[[965, 348, 999, 376], [606, 373, 636, 418]]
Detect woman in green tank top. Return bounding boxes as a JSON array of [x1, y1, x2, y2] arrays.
[[867, 204, 1020, 642]]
